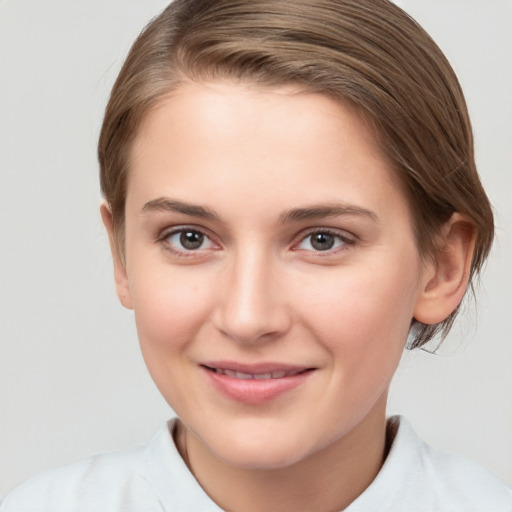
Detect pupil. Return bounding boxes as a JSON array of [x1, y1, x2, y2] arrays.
[[180, 231, 203, 250], [311, 233, 334, 251]]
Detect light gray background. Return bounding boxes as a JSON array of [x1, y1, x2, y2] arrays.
[[1, 0, 511, 495]]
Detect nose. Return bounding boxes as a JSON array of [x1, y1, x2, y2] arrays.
[[212, 246, 292, 344]]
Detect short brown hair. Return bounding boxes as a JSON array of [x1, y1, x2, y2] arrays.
[[98, 0, 494, 349]]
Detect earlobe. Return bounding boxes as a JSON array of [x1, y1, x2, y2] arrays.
[[413, 213, 476, 325], [100, 202, 133, 310]]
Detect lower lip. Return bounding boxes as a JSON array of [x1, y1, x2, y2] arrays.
[[202, 367, 314, 405]]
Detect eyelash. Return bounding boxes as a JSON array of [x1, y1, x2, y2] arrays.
[[158, 226, 218, 257], [157, 226, 356, 257], [292, 228, 355, 255]]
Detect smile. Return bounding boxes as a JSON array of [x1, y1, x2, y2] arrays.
[[200, 363, 316, 404], [205, 367, 307, 380]]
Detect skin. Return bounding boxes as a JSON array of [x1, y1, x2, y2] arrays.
[[102, 81, 474, 512]]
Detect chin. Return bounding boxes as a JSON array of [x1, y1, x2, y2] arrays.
[[206, 427, 313, 470], [221, 447, 306, 470]]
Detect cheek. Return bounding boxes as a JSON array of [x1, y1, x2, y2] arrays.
[[129, 265, 214, 355], [296, 264, 419, 416], [128, 265, 218, 409], [293, 258, 420, 356]]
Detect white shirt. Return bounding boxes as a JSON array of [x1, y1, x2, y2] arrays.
[[1, 416, 510, 511]]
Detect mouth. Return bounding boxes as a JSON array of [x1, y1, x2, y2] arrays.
[[202, 365, 311, 380], [200, 362, 316, 404]]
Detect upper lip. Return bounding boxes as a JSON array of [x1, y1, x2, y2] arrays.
[[201, 361, 314, 376]]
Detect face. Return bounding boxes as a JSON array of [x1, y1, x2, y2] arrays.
[[115, 81, 431, 469]]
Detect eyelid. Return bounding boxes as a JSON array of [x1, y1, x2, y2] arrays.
[[157, 225, 220, 255], [291, 227, 356, 253], [157, 224, 209, 240], [156, 225, 356, 256]]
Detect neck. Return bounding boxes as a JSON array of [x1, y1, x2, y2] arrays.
[[175, 400, 389, 512]]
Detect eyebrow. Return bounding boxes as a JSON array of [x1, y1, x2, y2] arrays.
[[279, 203, 379, 224], [141, 197, 378, 224], [141, 198, 220, 221]]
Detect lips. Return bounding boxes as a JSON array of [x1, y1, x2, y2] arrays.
[[200, 362, 315, 404], [206, 367, 306, 380]]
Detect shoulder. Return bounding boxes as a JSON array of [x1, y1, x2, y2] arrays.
[[404, 417, 510, 501], [419, 438, 512, 509], [0, 434, 159, 512], [417, 432, 510, 502], [348, 416, 512, 512], [1, 419, 222, 512]]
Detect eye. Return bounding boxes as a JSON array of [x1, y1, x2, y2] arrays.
[[164, 228, 216, 252], [296, 230, 353, 252]]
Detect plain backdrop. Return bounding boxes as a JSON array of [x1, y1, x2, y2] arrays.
[[1, 0, 511, 495]]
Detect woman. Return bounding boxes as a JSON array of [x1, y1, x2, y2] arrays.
[[2, 0, 510, 510]]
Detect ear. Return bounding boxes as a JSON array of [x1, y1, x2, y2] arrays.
[[413, 213, 476, 325], [100, 202, 133, 310]]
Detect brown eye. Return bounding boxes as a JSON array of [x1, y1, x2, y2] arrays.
[[310, 232, 335, 251], [165, 229, 214, 252], [180, 230, 204, 250], [296, 230, 352, 253]]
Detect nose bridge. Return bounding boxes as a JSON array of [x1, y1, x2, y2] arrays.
[[215, 242, 290, 343]]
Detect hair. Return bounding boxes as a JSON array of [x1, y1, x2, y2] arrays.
[[98, 0, 494, 349]]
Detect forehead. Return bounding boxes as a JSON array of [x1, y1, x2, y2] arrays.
[[132, 81, 382, 161], [127, 81, 407, 222]]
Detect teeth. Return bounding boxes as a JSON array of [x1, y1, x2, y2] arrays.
[[235, 371, 254, 380], [210, 367, 306, 379], [254, 373, 272, 380]]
